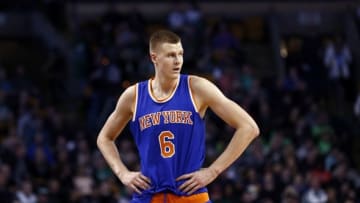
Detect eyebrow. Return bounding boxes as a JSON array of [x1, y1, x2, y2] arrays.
[[167, 50, 183, 55]]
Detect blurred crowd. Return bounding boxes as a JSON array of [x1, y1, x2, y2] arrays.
[[0, 2, 360, 203]]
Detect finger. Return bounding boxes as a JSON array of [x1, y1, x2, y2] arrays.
[[141, 181, 151, 190], [139, 174, 151, 184], [176, 173, 192, 181], [178, 179, 193, 191], [132, 185, 142, 194], [182, 181, 197, 193], [179, 180, 197, 192], [187, 185, 200, 195], [183, 182, 197, 193], [135, 178, 150, 190]]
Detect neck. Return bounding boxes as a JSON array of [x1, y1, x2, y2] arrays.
[[150, 74, 179, 101], [152, 74, 179, 93]]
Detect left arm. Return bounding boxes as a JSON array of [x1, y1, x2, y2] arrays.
[[177, 75, 260, 194]]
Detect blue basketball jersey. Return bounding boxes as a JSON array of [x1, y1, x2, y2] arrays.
[[129, 74, 207, 201]]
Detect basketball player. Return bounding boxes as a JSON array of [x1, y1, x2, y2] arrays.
[[97, 30, 259, 203]]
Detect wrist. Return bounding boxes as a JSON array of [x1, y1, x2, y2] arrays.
[[115, 169, 128, 181], [209, 166, 221, 177]]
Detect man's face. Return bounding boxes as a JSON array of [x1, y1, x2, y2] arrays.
[[151, 42, 184, 79]]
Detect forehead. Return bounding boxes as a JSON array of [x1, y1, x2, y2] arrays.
[[158, 42, 183, 53]]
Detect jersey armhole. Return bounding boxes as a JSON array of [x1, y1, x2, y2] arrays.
[[188, 76, 199, 113], [132, 83, 138, 122]]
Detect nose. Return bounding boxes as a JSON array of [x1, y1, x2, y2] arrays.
[[174, 55, 181, 64]]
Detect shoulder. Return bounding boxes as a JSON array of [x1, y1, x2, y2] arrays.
[[115, 84, 137, 113], [121, 84, 137, 101], [188, 75, 227, 109], [188, 75, 213, 90], [189, 75, 221, 96]]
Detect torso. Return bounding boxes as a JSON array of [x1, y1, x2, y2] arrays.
[[129, 74, 208, 197]]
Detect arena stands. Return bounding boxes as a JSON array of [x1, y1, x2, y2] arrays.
[[0, 1, 359, 202]]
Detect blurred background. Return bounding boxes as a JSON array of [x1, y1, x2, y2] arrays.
[[0, 0, 360, 202]]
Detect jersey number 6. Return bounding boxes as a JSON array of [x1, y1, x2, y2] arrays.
[[158, 131, 175, 158]]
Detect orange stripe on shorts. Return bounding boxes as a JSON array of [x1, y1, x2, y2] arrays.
[[151, 192, 209, 203]]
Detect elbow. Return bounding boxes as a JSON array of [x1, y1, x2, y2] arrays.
[[252, 125, 260, 138], [97, 133, 106, 150], [97, 132, 115, 149], [96, 135, 102, 149], [236, 123, 260, 140], [246, 124, 260, 139]]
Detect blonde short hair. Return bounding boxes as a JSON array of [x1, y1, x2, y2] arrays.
[[149, 30, 181, 52]]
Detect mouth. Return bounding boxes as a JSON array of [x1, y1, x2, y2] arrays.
[[173, 68, 181, 72]]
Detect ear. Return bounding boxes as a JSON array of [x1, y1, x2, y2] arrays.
[[150, 52, 157, 64]]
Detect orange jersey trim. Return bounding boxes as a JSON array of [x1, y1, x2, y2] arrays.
[[148, 76, 180, 103], [132, 83, 138, 122], [188, 76, 199, 113], [151, 192, 209, 203]]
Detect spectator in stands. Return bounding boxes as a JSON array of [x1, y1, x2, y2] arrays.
[[302, 175, 328, 203], [324, 36, 352, 81], [323, 35, 353, 101], [16, 180, 37, 203], [0, 5, 359, 203], [354, 86, 360, 119]]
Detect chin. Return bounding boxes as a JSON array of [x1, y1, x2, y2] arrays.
[[169, 73, 180, 78]]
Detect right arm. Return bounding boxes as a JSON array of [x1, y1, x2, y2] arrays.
[[96, 85, 150, 193]]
